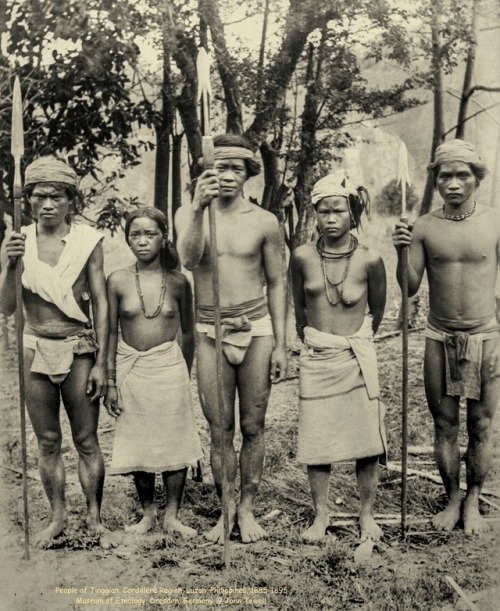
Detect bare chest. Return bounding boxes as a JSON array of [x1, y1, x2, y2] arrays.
[[119, 274, 178, 320], [36, 236, 67, 267], [204, 213, 263, 259], [425, 222, 496, 264]]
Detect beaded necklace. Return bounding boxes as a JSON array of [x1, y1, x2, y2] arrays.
[[442, 200, 476, 221], [317, 235, 358, 306], [135, 262, 167, 319]]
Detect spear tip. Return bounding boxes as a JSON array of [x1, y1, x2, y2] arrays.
[[11, 76, 25, 159], [196, 46, 212, 101], [397, 140, 411, 187]]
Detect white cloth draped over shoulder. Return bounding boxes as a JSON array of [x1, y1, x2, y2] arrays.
[[22, 223, 103, 323]]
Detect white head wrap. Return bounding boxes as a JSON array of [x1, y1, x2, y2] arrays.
[[25, 156, 78, 187], [311, 169, 358, 206]]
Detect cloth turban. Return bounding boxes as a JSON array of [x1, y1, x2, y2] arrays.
[[25, 156, 78, 187], [311, 169, 358, 206], [429, 139, 484, 170]]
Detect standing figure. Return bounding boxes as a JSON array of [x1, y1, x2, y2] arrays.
[[292, 170, 387, 543], [175, 134, 287, 543], [0, 156, 109, 547], [105, 207, 203, 537], [393, 139, 500, 534]]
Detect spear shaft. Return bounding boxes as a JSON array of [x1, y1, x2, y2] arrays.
[[11, 75, 29, 559], [197, 48, 231, 567], [397, 141, 411, 539]]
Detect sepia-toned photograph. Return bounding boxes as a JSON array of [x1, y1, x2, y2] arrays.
[[0, 0, 499, 609]]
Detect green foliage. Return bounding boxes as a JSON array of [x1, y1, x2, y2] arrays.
[[373, 178, 419, 216]]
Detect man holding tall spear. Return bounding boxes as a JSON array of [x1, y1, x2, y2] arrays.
[[175, 133, 287, 544], [393, 139, 500, 534], [0, 155, 109, 548]]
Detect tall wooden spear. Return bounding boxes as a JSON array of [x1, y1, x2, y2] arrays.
[[11, 75, 30, 559], [196, 46, 231, 567], [397, 141, 411, 539]]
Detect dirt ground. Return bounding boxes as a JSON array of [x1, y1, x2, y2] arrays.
[[1, 219, 499, 610]]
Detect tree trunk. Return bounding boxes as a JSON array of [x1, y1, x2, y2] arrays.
[[171, 132, 183, 242], [418, 0, 445, 216], [455, 0, 478, 139]]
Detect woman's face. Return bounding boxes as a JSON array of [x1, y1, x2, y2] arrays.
[[127, 216, 164, 262], [315, 196, 351, 238]]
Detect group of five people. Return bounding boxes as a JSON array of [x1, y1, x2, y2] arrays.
[[0, 135, 498, 550]]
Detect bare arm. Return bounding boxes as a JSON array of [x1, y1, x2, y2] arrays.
[[175, 169, 219, 270], [393, 219, 427, 297], [367, 252, 387, 334], [0, 232, 25, 316], [262, 215, 287, 382], [86, 242, 108, 401], [291, 248, 307, 341], [179, 274, 195, 374], [104, 272, 121, 417]]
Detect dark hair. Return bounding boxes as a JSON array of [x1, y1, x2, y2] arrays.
[[212, 134, 261, 178], [23, 181, 85, 222], [124, 207, 178, 271], [432, 162, 487, 188]]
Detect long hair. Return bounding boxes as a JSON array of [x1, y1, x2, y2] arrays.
[[124, 207, 178, 271]]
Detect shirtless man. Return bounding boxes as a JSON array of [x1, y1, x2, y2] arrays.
[[0, 156, 109, 547], [175, 134, 287, 543], [393, 139, 500, 534]]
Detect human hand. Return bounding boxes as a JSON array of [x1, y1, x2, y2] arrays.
[[270, 345, 288, 384], [392, 222, 413, 251], [86, 364, 106, 402], [5, 232, 26, 267], [104, 387, 122, 418], [488, 344, 500, 380], [193, 169, 219, 211]]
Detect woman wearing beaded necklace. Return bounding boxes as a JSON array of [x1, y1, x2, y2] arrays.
[[105, 207, 202, 536], [291, 170, 387, 543]]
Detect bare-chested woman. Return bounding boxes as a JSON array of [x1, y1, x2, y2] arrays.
[[292, 170, 387, 543], [105, 207, 202, 537], [393, 139, 500, 534]]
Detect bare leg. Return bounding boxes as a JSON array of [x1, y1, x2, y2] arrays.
[[62, 355, 105, 530], [424, 339, 462, 531], [126, 472, 156, 533], [463, 340, 499, 534], [196, 333, 237, 543], [236, 336, 273, 543], [24, 349, 67, 548], [356, 456, 381, 542], [302, 465, 331, 543], [161, 468, 197, 537]]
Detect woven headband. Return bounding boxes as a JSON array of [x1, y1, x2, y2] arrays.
[[25, 155, 78, 187], [213, 146, 255, 160]]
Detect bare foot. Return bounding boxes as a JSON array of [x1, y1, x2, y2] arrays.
[[432, 501, 461, 532], [125, 515, 156, 534], [301, 514, 328, 543], [32, 519, 66, 549], [463, 503, 489, 535], [163, 517, 197, 538], [359, 514, 382, 542], [238, 509, 267, 543], [204, 513, 236, 544]]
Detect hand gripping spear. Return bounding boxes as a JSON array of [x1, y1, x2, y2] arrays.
[[196, 47, 231, 567], [11, 75, 30, 559], [397, 141, 411, 539]]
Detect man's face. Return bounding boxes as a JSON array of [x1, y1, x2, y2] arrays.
[[29, 184, 71, 226], [213, 158, 247, 199], [436, 162, 477, 208]]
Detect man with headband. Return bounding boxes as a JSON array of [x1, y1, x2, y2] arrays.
[[175, 134, 287, 543], [0, 156, 110, 548], [393, 139, 500, 534]]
